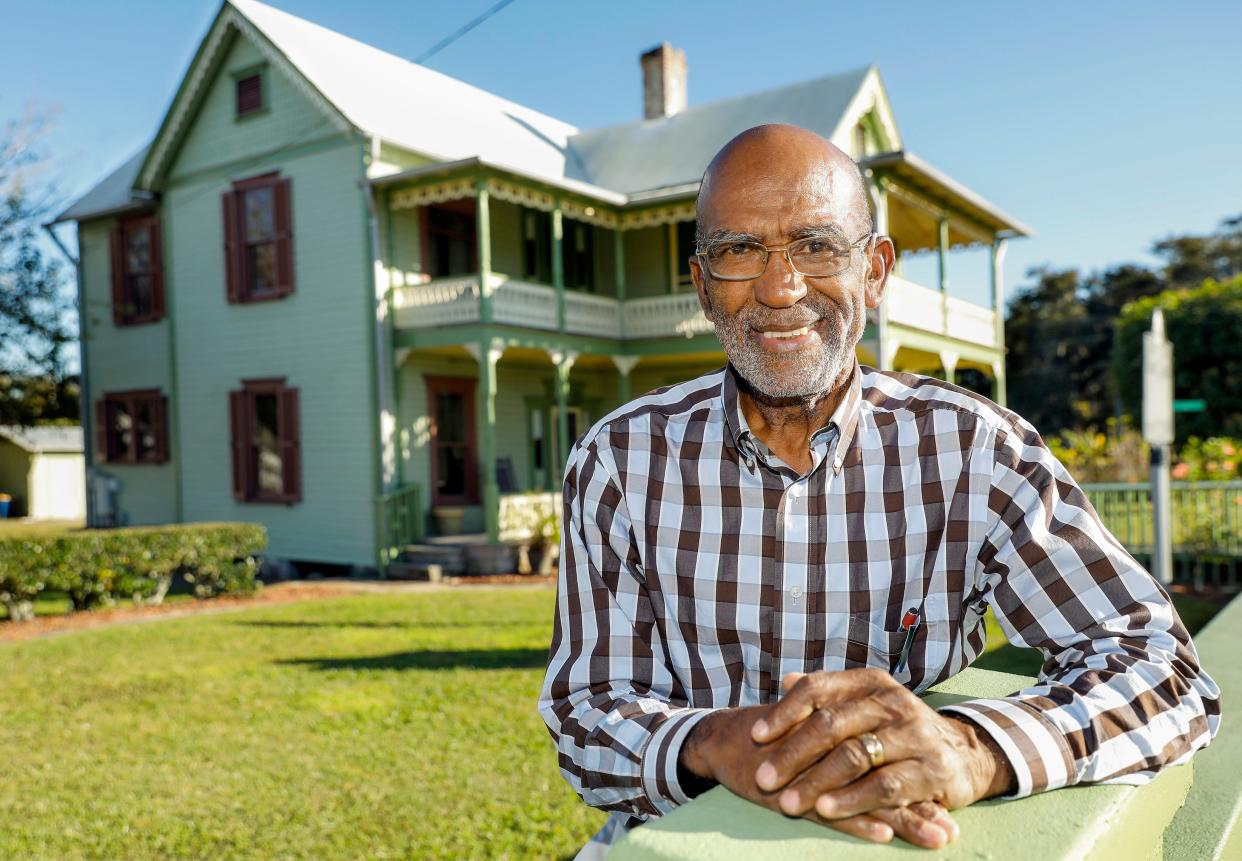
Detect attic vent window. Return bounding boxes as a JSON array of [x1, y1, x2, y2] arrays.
[[236, 73, 263, 117]]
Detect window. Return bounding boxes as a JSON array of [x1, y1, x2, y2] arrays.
[[95, 390, 168, 464], [675, 220, 696, 290], [108, 215, 165, 325], [425, 376, 477, 505], [222, 172, 294, 302], [423, 201, 477, 278], [562, 219, 595, 291], [229, 378, 301, 504], [522, 209, 552, 283], [236, 73, 264, 117]]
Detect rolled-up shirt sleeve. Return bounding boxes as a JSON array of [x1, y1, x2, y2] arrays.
[[941, 416, 1222, 798], [538, 434, 718, 818]]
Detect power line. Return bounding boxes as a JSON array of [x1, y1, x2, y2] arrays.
[[413, 0, 518, 65]]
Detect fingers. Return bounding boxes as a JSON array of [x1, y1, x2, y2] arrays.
[[825, 813, 894, 844], [910, 801, 960, 843], [753, 668, 889, 744], [870, 805, 956, 850], [775, 728, 908, 814], [815, 760, 929, 820], [758, 691, 905, 795]]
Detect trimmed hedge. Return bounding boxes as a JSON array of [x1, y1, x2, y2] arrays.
[[0, 522, 266, 621]]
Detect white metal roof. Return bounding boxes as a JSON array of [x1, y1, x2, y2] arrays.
[[0, 425, 84, 454], [53, 146, 150, 224], [568, 67, 873, 194]]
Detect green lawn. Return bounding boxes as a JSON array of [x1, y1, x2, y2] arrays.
[[0, 587, 604, 860], [0, 585, 1222, 859]]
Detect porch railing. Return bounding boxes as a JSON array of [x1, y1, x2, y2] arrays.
[[624, 293, 712, 339], [1082, 481, 1242, 588], [885, 276, 998, 349], [499, 491, 560, 542], [375, 484, 423, 571]]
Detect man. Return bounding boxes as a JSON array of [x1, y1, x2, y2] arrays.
[[538, 124, 1220, 858]]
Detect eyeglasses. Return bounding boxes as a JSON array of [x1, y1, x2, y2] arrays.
[[696, 232, 875, 281]]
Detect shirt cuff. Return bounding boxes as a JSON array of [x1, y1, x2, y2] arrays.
[[639, 707, 719, 814], [939, 698, 1076, 798]]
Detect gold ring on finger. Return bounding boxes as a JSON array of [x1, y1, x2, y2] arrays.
[[857, 731, 885, 768]]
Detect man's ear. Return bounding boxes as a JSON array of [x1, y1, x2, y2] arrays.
[[863, 235, 896, 309], [691, 256, 716, 322]]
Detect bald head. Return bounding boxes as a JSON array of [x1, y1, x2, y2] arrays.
[[695, 124, 873, 246]]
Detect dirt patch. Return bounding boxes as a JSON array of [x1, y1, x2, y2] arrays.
[[0, 581, 359, 643]]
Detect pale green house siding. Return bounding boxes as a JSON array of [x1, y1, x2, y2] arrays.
[[160, 32, 376, 566], [77, 217, 178, 525]]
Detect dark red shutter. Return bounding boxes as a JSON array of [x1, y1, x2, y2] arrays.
[[228, 390, 249, 500], [222, 191, 243, 302], [280, 386, 301, 502], [149, 219, 166, 320], [109, 227, 126, 325], [273, 177, 294, 297], [154, 394, 169, 463], [94, 398, 110, 463]]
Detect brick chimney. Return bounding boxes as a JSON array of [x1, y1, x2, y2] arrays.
[[641, 43, 687, 120]]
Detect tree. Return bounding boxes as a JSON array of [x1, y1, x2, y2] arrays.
[[0, 106, 75, 426], [1114, 277, 1242, 441]]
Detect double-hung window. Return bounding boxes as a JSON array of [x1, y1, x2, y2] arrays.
[[229, 378, 301, 504], [109, 215, 165, 325], [96, 390, 168, 464], [222, 172, 294, 302]]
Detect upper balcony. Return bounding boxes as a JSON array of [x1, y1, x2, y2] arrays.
[[373, 157, 1027, 362]]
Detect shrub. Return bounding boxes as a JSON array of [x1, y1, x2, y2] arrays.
[[0, 522, 266, 621], [1172, 436, 1242, 481], [1047, 418, 1149, 484]]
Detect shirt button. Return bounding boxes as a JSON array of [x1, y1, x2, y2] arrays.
[[790, 586, 803, 598]]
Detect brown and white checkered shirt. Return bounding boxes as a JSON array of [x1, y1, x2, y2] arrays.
[[538, 360, 1220, 848]]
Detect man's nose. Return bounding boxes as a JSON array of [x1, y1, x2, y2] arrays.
[[751, 250, 806, 308]]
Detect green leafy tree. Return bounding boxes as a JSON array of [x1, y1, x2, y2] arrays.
[[0, 106, 75, 427]]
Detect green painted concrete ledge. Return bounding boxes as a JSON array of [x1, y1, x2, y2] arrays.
[[611, 667, 1199, 861]]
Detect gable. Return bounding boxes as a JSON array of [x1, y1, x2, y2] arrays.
[[136, 4, 354, 191]]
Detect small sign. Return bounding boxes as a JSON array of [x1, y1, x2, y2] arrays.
[[1173, 399, 1206, 413]]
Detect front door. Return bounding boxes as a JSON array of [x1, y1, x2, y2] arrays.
[[425, 376, 478, 506]]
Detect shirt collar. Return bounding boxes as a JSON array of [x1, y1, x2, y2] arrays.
[[720, 359, 863, 474]]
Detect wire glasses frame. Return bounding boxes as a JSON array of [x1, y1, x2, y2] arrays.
[[696, 232, 877, 281]]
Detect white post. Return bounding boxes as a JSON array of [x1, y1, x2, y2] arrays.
[[1143, 308, 1174, 584]]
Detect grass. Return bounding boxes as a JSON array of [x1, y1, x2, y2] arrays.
[[0, 584, 1223, 859], [0, 587, 604, 860]]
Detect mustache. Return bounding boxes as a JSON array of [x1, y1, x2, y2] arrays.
[[738, 295, 845, 330]]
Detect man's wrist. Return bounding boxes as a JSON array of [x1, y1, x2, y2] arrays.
[[944, 712, 1018, 798], [677, 711, 724, 798]]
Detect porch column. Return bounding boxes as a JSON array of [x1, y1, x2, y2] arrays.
[[476, 179, 493, 324], [552, 203, 565, 333], [937, 216, 950, 335], [867, 172, 893, 370], [550, 350, 577, 471], [992, 359, 1008, 407], [939, 350, 959, 385], [614, 227, 627, 337], [470, 338, 504, 543], [611, 355, 641, 406], [990, 238, 1008, 400]]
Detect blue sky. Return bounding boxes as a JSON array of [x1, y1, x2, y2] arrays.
[[4, 0, 1240, 368]]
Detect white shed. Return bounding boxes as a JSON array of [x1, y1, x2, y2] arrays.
[[0, 425, 86, 521]]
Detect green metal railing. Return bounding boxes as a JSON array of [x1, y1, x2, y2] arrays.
[[1082, 481, 1242, 588], [375, 484, 424, 575]]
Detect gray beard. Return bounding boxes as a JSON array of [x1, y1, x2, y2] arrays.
[[712, 294, 858, 399]]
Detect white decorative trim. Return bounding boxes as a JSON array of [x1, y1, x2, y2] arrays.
[[620, 202, 696, 230], [390, 178, 476, 210], [610, 355, 641, 375], [485, 178, 554, 212], [562, 199, 617, 229], [138, 6, 352, 190], [548, 350, 578, 370], [394, 347, 412, 367]]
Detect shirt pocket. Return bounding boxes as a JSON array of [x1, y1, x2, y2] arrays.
[[844, 615, 909, 672]]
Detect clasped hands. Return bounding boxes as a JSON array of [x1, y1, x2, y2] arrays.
[[679, 668, 1016, 849]]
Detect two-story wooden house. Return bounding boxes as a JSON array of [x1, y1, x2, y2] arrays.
[[54, 0, 1030, 573]]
